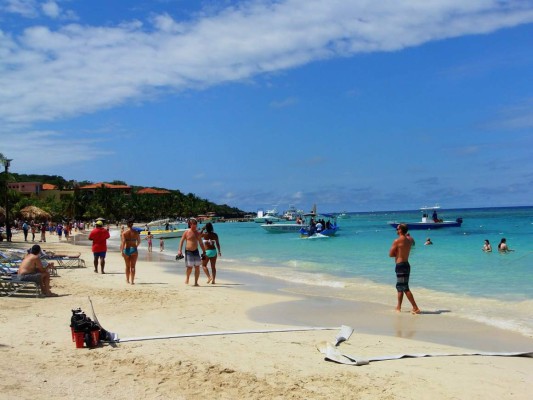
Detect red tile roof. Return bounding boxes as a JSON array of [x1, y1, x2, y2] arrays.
[[137, 188, 171, 194], [79, 182, 131, 190], [42, 183, 58, 190]]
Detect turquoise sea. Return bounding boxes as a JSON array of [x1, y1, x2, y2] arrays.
[[133, 206, 533, 337]]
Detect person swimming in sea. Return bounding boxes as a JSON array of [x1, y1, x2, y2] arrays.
[[482, 239, 492, 252]]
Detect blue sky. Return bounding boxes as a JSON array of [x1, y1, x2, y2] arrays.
[[1, 0, 532, 213]]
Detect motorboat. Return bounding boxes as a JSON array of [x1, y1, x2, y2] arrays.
[[388, 205, 463, 230], [299, 206, 338, 237], [137, 219, 187, 239], [261, 221, 306, 233], [139, 228, 186, 239], [282, 205, 304, 221], [254, 208, 282, 223]]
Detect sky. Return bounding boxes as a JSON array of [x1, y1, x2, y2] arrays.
[[1, 0, 532, 213]]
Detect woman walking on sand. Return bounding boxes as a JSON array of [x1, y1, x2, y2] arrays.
[[121, 218, 141, 284], [201, 222, 221, 284]]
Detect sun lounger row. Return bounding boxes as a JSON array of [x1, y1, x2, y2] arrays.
[[0, 267, 41, 297]]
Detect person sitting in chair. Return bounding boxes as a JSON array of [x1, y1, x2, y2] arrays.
[[18, 244, 58, 297]]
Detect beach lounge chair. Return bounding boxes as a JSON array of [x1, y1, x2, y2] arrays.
[[0, 266, 42, 297], [45, 251, 86, 269], [0, 250, 58, 277]]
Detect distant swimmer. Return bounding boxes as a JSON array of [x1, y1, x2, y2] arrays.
[[482, 239, 492, 252], [424, 238, 433, 245], [498, 238, 513, 253]]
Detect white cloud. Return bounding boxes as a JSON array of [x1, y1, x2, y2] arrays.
[[1, 0, 533, 126], [2, 0, 38, 18], [1, 129, 113, 171], [41, 0, 60, 18]]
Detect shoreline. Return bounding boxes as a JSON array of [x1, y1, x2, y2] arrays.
[[1, 228, 532, 399], [85, 228, 533, 342]]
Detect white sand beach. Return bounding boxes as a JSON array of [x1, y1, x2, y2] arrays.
[[1, 229, 532, 399]]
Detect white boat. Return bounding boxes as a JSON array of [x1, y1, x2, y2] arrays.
[[261, 221, 306, 233], [282, 205, 304, 221], [254, 208, 282, 223], [388, 205, 463, 230]]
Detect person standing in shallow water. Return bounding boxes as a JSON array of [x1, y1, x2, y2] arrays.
[[121, 219, 141, 284], [389, 224, 421, 314]]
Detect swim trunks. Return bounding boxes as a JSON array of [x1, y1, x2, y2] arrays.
[[19, 273, 42, 283], [185, 249, 201, 267], [123, 247, 138, 256], [93, 251, 107, 259], [395, 261, 411, 292]]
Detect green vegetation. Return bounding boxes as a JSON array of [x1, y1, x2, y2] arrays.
[[0, 172, 246, 222]]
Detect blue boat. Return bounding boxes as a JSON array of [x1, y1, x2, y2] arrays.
[[299, 206, 339, 237], [388, 205, 463, 230]]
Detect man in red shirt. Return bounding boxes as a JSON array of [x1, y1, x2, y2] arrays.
[[88, 220, 111, 274]]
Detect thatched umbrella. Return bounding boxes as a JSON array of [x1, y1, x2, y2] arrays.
[[20, 205, 52, 221]]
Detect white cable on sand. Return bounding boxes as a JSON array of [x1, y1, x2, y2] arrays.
[[118, 326, 339, 343]]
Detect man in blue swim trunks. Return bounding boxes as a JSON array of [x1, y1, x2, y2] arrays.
[[389, 224, 421, 314], [177, 218, 207, 286], [88, 220, 110, 274]]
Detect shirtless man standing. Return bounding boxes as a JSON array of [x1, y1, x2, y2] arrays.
[[17, 244, 57, 297], [389, 224, 420, 314], [177, 218, 206, 286]]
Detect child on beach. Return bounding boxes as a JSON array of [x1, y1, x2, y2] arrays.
[[160, 237, 164, 252]]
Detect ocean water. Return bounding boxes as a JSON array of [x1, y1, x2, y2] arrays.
[[141, 206, 533, 336]]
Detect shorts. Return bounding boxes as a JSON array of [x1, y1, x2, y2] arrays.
[[395, 261, 411, 292], [205, 249, 217, 258], [93, 252, 106, 259], [19, 273, 42, 283], [123, 247, 137, 256], [185, 249, 201, 267]]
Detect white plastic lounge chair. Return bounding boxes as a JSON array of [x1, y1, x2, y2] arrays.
[[0, 267, 41, 297]]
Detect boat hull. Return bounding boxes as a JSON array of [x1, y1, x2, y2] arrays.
[[388, 220, 462, 230], [261, 223, 305, 233], [299, 226, 338, 237], [140, 229, 185, 239]]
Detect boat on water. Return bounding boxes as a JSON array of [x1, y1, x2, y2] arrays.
[[254, 208, 282, 223], [261, 221, 306, 233], [388, 205, 463, 230], [136, 219, 187, 239], [299, 206, 339, 237], [138, 228, 186, 239], [282, 205, 304, 221]]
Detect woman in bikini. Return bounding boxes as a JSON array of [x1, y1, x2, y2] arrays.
[[200, 222, 221, 284], [121, 219, 141, 284]]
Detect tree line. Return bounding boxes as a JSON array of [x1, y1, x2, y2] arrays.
[[0, 173, 247, 223]]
